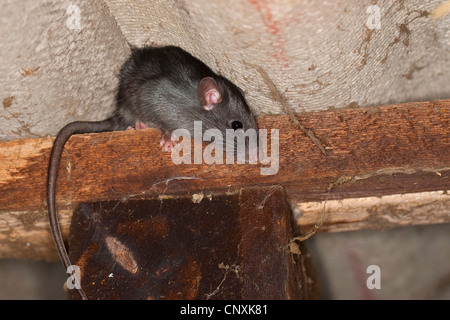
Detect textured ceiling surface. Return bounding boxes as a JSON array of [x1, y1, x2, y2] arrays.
[[1, 0, 449, 140]]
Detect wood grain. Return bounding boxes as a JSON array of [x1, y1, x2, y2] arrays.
[[67, 186, 320, 299], [0, 99, 449, 259]]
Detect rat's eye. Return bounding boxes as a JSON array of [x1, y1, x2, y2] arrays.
[[230, 120, 243, 130]]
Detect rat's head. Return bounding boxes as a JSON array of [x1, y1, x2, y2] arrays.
[[197, 76, 259, 161], [197, 77, 257, 132]]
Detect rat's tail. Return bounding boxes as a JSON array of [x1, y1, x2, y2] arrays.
[[47, 118, 116, 300]]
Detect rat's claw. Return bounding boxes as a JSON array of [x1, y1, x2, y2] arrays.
[[160, 133, 178, 152], [160, 139, 176, 152], [135, 121, 148, 129]]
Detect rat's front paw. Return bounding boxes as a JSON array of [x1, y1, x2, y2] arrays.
[[159, 133, 178, 152], [127, 121, 148, 130]]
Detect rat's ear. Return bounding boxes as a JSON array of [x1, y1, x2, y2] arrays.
[[198, 77, 222, 111]]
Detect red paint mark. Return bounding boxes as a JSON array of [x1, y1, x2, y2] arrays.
[[248, 0, 289, 67], [347, 250, 375, 300]]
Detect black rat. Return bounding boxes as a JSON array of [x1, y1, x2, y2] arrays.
[[47, 46, 258, 300]]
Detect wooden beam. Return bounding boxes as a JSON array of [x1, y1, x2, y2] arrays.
[[66, 186, 320, 299], [296, 190, 450, 234], [0, 100, 449, 260]]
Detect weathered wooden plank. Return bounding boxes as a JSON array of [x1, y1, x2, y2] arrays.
[[0, 100, 448, 259], [296, 190, 450, 234], [66, 186, 320, 300]]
